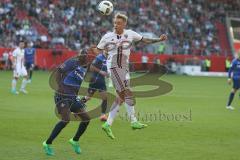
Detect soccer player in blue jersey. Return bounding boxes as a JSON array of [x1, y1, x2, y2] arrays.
[[226, 52, 240, 110], [42, 50, 90, 156], [81, 51, 109, 121], [24, 42, 36, 83]]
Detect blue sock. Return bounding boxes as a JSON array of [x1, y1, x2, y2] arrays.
[[227, 92, 235, 106]]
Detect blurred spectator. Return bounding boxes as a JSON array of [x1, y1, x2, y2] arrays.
[[2, 50, 10, 70], [152, 56, 161, 72], [157, 43, 165, 54], [225, 57, 231, 72], [205, 58, 211, 72], [141, 53, 148, 71], [0, 0, 239, 56]]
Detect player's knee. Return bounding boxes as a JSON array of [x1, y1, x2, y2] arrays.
[[232, 89, 237, 94], [61, 117, 70, 123], [79, 111, 91, 122], [101, 95, 107, 101], [125, 96, 136, 106], [82, 116, 90, 124], [101, 99, 107, 106], [82, 120, 90, 126], [60, 120, 69, 127], [115, 96, 124, 105], [61, 113, 71, 122]]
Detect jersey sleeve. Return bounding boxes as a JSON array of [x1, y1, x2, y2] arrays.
[[12, 49, 18, 57], [97, 35, 107, 50], [59, 58, 78, 73], [92, 57, 101, 67], [130, 30, 143, 42], [63, 67, 86, 87]]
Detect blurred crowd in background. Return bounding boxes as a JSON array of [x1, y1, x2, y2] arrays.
[[0, 0, 240, 55]]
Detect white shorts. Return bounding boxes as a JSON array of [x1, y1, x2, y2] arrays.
[[110, 67, 130, 92], [13, 66, 28, 77]]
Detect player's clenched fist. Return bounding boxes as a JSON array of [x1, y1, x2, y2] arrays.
[[160, 34, 167, 41]]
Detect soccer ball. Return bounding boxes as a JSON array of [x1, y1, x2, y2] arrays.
[[97, 0, 114, 16]]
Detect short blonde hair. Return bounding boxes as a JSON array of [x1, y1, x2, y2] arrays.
[[114, 12, 128, 23]]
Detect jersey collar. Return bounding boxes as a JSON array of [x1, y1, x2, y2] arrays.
[[114, 29, 126, 37]]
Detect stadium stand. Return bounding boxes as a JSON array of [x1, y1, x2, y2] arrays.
[[0, 0, 240, 55]]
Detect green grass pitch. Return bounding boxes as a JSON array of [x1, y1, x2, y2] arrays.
[[0, 71, 240, 160]]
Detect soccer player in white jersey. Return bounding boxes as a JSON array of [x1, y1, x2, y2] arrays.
[[97, 13, 167, 139], [11, 41, 29, 94]]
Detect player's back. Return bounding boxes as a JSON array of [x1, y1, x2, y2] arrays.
[[24, 47, 35, 63]]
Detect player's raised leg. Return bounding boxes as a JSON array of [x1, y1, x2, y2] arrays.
[[122, 89, 147, 129], [113, 67, 147, 128], [102, 98, 121, 139], [99, 90, 108, 121]]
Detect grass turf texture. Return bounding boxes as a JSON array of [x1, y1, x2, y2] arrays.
[[0, 71, 240, 160]]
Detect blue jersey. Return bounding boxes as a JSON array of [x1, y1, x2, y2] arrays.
[[228, 58, 240, 80], [56, 57, 87, 96], [24, 48, 35, 64], [91, 53, 107, 83]]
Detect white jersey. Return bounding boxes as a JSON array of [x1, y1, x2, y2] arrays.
[[97, 29, 142, 69], [12, 47, 25, 68]]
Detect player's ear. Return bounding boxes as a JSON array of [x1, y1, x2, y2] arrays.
[[123, 21, 127, 27]]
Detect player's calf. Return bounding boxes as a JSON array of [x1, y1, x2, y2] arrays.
[[125, 96, 136, 106]]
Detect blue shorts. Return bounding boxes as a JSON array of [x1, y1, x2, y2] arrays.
[[25, 62, 34, 70], [233, 79, 240, 89], [54, 93, 86, 113], [88, 81, 106, 94]]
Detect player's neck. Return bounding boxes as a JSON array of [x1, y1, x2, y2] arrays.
[[115, 29, 124, 35]]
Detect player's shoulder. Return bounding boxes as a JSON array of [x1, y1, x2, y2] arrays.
[[12, 47, 20, 54], [96, 53, 105, 60], [96, 53, 103, 58], [232, 58, 238, 63], [59, 57, 77, 70], [13, 47, 20, 52], [125, 29, 138, 34], [64, 57, 77, 65], [101, 31, 115, 39]]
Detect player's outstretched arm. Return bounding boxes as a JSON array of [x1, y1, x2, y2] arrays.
[[90, 64, 109, 77], [141, 34, 167, 44], [91, 45, 108, 56]]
